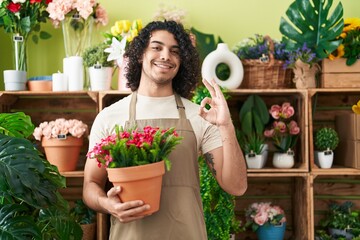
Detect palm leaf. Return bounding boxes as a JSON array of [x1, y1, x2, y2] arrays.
[[0, 112, 34, 138], [280, 0, 344, 59]]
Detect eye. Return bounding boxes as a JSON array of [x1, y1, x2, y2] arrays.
[[152, 46, 161, 51], [171, 49, 180, 55]]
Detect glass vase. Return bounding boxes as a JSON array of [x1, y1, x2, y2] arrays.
[[61, 13, 94, 58], [12, 33, 28, 71]]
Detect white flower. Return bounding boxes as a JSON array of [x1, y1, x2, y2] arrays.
[[104, 37, 127, 66], [12, 0, 26, 3]]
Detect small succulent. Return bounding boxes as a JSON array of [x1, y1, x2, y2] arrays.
[[82, 43, 114, 68], [314, 127, 339, 151]]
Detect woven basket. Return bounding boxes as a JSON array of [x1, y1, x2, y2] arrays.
[[239, 36, 292, 89]]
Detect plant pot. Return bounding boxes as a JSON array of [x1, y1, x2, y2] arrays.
[[256, 222, 286, 240], [272, 152, 295, 168], [117, 57, 130, 91], [81, 222, 96, 240], [292, 60, 320, 89], [28, 80, 52, 91], [328, 228, 354, 240], [89, 66, 112, 91], [41, 136, 83, 172], [315, 150, 334, 168], [3, 70, 27, 91], [107, 161, 165, 216]]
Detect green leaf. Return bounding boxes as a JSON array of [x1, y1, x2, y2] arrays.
[[32, 35, 39, 44], [190, 27, 223, 62], [280, 0, 344, 59], [0, 112, 34, 138], [39, 31, 52, 40]]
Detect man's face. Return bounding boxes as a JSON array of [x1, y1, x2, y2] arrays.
[[140, 30, 181, 86]]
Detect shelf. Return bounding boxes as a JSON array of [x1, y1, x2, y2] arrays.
[[61, 171, 84, 178]]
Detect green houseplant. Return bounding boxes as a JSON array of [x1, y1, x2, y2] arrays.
[[192, 86, 242, 239], [237, 94, 270, 169], [280, 0, 344, 60], [314, 127, 339, 169], [318, 201, 360, 239], [82, 42, 114, 91], [0, 112, 82, 239]]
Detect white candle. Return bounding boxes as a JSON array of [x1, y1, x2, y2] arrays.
[[63, 56, 84, 91], [52, 72, 67, 91]]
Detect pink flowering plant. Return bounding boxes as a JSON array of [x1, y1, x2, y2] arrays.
[[46, 0, 108, 28], [87, 125, 183, 171], [33, 118, 88, 140], [264, 102, 300, 153], [245, 202, 286, 232]]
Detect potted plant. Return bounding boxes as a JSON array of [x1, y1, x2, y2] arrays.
[[314, 127, 339, 169], [0, 112, 82, 239], [237, 94, 270, 169], [245, 202, 287, 240], [318, 201, 360, 239], [264, 102, 300, 168], [82, 42, 114, 91], [71, 200, 97, 240], [33, 118, 88, 172], [87, 125, 183, 216]]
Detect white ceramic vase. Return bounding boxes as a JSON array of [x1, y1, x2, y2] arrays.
[[3, 70, 27, 91], [89, 66, 112, 91], [245, 144, 268, 169], [273, 152, 295, 168], [315, 150, 334, 169]]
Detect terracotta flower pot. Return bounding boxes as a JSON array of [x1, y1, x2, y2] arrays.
[[41, 136, 83, 172], [81, 222, 96, 240], [107, 161, 165, 216]]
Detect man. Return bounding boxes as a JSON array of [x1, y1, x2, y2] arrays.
[[83, 20, 247, 239]]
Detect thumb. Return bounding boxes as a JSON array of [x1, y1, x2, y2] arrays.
[[107, 186, 121, 198]]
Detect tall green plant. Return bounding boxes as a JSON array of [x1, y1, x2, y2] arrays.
[[280, 0, 344, 59], [0, 112, 82, 239]]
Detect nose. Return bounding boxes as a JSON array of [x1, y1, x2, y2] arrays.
[[160, 48, 171, 61]]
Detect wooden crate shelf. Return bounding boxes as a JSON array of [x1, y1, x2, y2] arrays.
[[235, 175, 311, 240]]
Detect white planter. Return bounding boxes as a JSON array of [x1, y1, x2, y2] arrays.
[[315, 150, 334, 169], [3, 70, 27, 91], [273, 152, 295, 168], [245, 144, 268, 169], [89, 66, 112, 91]]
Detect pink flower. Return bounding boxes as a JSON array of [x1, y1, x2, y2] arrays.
[[288, 120, 300, 135], [264, 129, 274, 138], [254, 211, 268, 226], [245, 202, 286, 230], [94, 4, 108, 26], [281, 102, 295, 119], [269, 104, 281, 119]]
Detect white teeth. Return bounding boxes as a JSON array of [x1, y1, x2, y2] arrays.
[[155, 63, 172, 69]]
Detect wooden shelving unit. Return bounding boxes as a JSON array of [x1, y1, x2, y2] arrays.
[[2, 88, 359, 240]]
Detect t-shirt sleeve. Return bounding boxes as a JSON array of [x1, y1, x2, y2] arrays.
[[201, 123, 222, 154]]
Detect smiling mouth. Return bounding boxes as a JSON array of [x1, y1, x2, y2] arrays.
[[153, 61, 175, 69]]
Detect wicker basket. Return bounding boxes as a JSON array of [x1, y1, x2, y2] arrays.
[[239, 36, 293, 89]]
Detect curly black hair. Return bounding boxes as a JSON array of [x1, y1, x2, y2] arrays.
[[124, 21, 200, 98]]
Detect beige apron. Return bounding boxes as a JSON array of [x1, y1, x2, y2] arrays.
[[109, 92, 207, 240]]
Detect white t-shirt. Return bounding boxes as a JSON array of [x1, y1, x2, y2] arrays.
[[89, 93, 222, 154]]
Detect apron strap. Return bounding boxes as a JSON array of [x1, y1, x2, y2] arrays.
[[175, 94, 186, 120]]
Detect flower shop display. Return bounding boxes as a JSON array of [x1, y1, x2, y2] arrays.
[[322, 17, 360, 88], [82, 42, 114, 91], [237, 94, 270, 169], [33, 118, 88, 172], [314, 127, 339, 169], [284, 43, 320, 89], [46, 0, 108, 57], [245, 202, 286, 240], [232, 34, 292, 89], [103, 19, 142, 90], [0, 0, 52, 90], [87, 125, 183, 216], [264, 102, 300, 168]]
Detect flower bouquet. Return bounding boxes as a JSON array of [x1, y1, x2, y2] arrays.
[[87, 125, 183, 216], [33, 118, 88, 172], [46, 0, 108, 57], [245, 202, 286, 240]]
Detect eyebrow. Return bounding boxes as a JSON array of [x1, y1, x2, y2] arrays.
[[150, 40, 180, 49]]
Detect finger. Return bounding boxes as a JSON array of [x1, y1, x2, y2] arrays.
[[107, 186, 121, 198], [202, 79, 216, 98], [200, 97, 212, 109], [211, 79, 225, 100]]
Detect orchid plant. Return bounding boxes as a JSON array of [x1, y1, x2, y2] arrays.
[[33, 118, 88, 140], [245, 202, 286, 232], [264, 102, 300, 153], [103, 19, 142, 67], [87, 125, 183, 171]]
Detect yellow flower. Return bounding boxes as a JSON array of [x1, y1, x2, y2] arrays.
[[127, 29, 139, 42], [353, 100, 360, 115], [328, 44, 345, 60], [343, 17, 360, 33], [110, 26, 119, 36], [114, 20, 131, 35], [132, 19, 143, 32]]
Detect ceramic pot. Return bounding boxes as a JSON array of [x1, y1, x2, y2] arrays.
[[315, 150, 334, 169], [245, 145, 268, 169], [89, 66, 112, 91], [28, 80, 52, 91], [41, 136, 83, 172], [81, 222, 96, 240], [107, 161, 165, 216], [3, 70, 27, 91], [256, 222, 286, 240], [273, 152, 295, 168]]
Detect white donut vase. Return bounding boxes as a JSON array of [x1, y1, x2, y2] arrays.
[[201, 43, 244, 89]]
